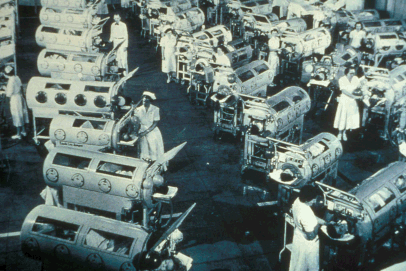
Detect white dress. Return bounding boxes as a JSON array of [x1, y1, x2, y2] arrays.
[[334, 75, 360, 130], [215, 54, 231, 67], [161, 34, 177, 73], [268, 36, 280, 76], [110, 22, 129, 72], [349, 30, 366, 49], [289, 198, 320, 271], [5, 75, 29, 127], [134, 104, 165, 161]]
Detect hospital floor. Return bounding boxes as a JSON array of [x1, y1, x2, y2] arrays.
[[1, 7, 406, 271]]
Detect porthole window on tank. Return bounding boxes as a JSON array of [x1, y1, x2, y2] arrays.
[[36, 91, 48, 103], [55, 93, 67, 105], [94, 96, 106, 108], [75, 94, 87, 106]]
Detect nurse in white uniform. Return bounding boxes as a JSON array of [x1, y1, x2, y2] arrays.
[[4, 66, 29, 140], [133, 91, 165, 165], [349, 22, 366, 50], [334, 67, 361, 141], [289, 185, 327, 271], [214, 47, 231, 67], [160, 29, 177, 83]]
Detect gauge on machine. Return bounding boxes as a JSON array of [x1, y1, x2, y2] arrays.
[[71, 173, 85, 187], [98, 134, 110, 145], [54, 129, 66, 140], [77, 131, 88, 143], [126, 184, 139, 198], [325, 155, 331, 165], [98, 178, 111, 193], [46, 168, 59, 182]]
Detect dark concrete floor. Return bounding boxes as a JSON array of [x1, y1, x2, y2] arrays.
[[1, 6, 406, 271]]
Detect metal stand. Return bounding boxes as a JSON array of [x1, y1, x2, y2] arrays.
[[279, 213, 294, 261]]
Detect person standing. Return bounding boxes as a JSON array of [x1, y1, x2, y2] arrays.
[[268, 29, 281, 80], [110, 13, 129, 75], [349, 22, 366, 50], [96, 0, 109, 16], [4, 66, 28, 140], [121, 0, 130, 8], [160, 29, 177, 83], [133, 91, 165, 164], [214, 47, 231, 67], [289, 185, 327, 271], [334, 67, 361, 141]]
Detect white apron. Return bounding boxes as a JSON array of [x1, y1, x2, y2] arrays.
[[289, 198, 320, 271], [334, 75, 360, 130], [161, 35, 177, 73], [134, 104, 165, 162], [349, 30, 366, 49], [6, 76, 29, 127], [215, 54, 231, 67]]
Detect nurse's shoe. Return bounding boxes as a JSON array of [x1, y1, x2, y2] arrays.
[[337, 134, 342, 141], [343, 133, 348, 141], [11, 135, 21, 140], [21, 131, 27, 137], [167, 77, 171, 83]]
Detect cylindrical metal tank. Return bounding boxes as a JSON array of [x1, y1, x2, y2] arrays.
[[26, 77, 119, 114], [270, 132, 342, 188], [48, 109, 133, 151], [190, 25, 232, 48], [318, 162, 406, 266], [241, 87, 311, 173], [273, 18, 307, 33], [281, 27, 332, 59], [228, 0, 274, 15], [0, 12, 15, 31], [242, 86, 311, 135], [37, 49, 111, 81], [20, 205, 150, 271], [224, 39, 254, 67], [39, 6, 98, 29], [212, 60, 273, 96], [361, 19, 406, 34], [170, 7, 205, 33], [0, 43, 14, 62], [49, 115, 116, 149], [41, 0, 87, 8], [42, 146, 155, 201], [35, 22, 106, 53], [334, 9, 380, 28]]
